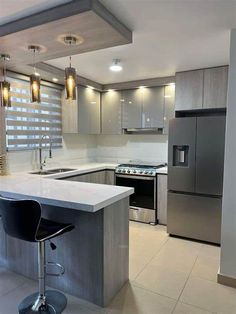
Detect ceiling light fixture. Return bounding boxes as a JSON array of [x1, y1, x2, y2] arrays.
[[139, 85, 147, 89], [0, 54, 11, 107], [110, 59, 123, 72], [87, 85, 94, 90], [52, 78, 59, 83], [28, 45, 41, 103], [64, 35, 77, 101]]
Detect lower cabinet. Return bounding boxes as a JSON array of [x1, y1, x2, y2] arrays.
[[105, 170, 115, 185], [157, 174, 168, 225], [62, 170, 115, 185]]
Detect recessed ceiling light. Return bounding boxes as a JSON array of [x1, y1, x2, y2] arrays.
[[108, 89, 114, 92], [139, 85, 147, 89], [169, 82, 175, 86], [110, 59, 122, 72], [52, 78, 59, 82], [87, 85, 94, 89]]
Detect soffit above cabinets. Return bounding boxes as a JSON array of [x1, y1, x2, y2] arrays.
[[0, 0, 132, 69]]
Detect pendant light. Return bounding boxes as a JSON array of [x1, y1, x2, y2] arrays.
[[64, 36, 77, 100], [28, 45, 41, 103], [0, 54, 11, 107]]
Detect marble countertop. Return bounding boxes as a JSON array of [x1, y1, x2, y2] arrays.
[[0, 163, 133, 212], [0, 162, 168, 212]]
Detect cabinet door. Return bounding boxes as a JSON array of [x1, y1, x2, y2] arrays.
[[78, 86, 100, 134], [122, 89, 142, 129], [157, 175, 168, 225], [89, 171, 106, 184], [163, 85, 175, 135], [105, 170, 115, 185], [175, 70, 203, 111], [101, 91, 122, 134], [142, 86, 164, 128], [62, 89, 78, 133], [63, 174, 91, 182], [203, 66, 228, 109]]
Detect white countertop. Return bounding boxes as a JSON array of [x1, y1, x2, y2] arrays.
[[0, 162, 167, 212], [0, 163, 133, 212]]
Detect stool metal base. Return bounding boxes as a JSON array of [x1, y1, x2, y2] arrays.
[[18, 290, 67, 314]]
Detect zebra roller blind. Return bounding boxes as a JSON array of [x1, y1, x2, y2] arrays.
[[6, 76, 62, 151]]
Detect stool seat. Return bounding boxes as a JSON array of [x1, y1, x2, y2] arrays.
[[36, 218, 74, 241], [0, 196, 75, 313]]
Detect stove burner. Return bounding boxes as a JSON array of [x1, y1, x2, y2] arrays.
[[115, 163, 166, 176]]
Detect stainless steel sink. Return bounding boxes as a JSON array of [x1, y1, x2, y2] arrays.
[[30, 168, 77, 175]]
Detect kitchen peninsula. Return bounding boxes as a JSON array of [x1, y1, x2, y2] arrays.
[[0, 166, 133, 307]]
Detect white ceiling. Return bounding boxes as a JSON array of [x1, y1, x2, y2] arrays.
[[46, 0, 236, 84], [1, 0, 236, 84]]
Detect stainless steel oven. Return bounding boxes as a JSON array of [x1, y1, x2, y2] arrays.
[[115, 163, 166, 224]]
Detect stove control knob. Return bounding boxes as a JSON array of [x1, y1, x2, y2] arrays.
[[133, 170, 136, 173], [144, 171, 148, 174], [139, 171, 143, 174], [118, 169, 121, 173], [122, 170, 126, 173], [149, 171, 153, 175], [127, 170, 130, 173]]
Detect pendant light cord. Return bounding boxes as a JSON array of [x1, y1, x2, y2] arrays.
[[33, 48, 36, 75]]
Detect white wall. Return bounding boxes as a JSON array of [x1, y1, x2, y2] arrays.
[[220, 29, 236, 279], [96, 134, 168, 164], [7, 134, 97, 172]]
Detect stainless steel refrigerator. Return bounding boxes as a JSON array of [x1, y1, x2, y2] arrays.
[[167, 115, 226, 244]]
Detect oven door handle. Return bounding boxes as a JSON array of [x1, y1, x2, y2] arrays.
[[115, 174, 155, 180]]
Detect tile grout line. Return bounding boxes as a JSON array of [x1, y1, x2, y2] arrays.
[[131, 236, 170, 282], [170, 243, 217, 314], [170, 245, 202, 314]]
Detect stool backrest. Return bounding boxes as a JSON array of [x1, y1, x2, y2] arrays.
[[0, 196, 41, 242]]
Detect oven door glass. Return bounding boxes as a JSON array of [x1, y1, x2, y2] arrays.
[[116, 175, 156, 209]]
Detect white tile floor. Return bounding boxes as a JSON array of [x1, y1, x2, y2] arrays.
[[1, 222, 236, 314]]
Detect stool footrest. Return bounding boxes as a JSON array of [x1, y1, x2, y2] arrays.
[[46, 262, 65, 277]]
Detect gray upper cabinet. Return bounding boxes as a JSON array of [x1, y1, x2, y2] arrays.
[[101, 91, 122, 134], [203, 66, 228, 109], [78, 86, 101, 134], [142, 86, 164, 128], [122, 89, 143, 129], [175, 70, 204, 111], [163, 85, 175, 134]]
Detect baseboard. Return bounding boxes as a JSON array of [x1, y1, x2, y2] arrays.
[[217, 271, 236, 288]]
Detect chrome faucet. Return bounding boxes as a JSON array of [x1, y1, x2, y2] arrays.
[[39, 135, 52, 171]]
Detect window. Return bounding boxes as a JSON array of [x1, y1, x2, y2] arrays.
[[6, 75, 62, 151]]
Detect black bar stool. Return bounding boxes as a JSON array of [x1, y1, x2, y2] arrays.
[[0, 196, 75, 314]]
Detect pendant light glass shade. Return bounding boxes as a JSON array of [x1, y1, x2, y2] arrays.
[[30, 73, 41, 103], [0, 80, 11, 107], [28, 45, 41, 103], [65, 66, 77, 100], [0, 54, 11, 107]]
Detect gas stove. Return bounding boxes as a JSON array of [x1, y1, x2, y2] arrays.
[[115, 162, 166, 177]]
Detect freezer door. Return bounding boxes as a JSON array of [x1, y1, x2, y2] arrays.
[[196, 116, 226, 196], [168, 117, 197, 192], [167, 192, 222, 244]]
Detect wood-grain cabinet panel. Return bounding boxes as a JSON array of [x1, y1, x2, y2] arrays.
[[157, 174, 168, 225]]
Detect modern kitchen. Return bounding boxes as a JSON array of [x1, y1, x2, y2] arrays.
[[0, 1, 236, 314]]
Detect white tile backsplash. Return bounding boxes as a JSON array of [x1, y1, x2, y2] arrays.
[[7, 133, 168, 172], [95, 134, 168, 164]]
